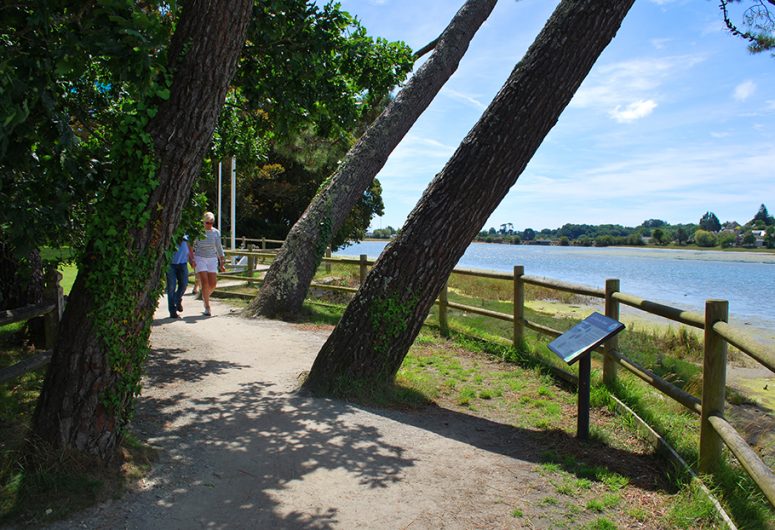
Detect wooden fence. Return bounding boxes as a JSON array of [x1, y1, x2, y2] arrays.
[[0, 269, 64, 384], [222, 236, 284, 251], [220, 247, 775, 509]]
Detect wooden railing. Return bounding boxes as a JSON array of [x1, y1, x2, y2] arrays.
[[222, 236, 284, 251], [219, 247, 775, 509], [0, 269, 64, 384]]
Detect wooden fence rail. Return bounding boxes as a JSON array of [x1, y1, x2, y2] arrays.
[[218, 243, 774, 509], [0, 268, 63, 383]]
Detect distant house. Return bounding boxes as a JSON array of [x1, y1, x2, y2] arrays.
[[752, 230, 766, 248]]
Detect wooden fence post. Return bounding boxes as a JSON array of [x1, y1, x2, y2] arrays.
[[43, 268, 63, 350], [604, 278, 620, 387], [247, 244, 255, 278], [699, 299, 728, 474], [325, 246, 332, 273], [359, 254, 368, 286], [439, 280, 449, 338], [513, 266, 525, 348], [261, 237, 266, 251]]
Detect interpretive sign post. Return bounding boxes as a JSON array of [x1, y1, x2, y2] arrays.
[[548, 312, 624, 439]]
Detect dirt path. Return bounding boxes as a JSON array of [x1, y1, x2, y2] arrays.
[[47, 293, 671, 529]]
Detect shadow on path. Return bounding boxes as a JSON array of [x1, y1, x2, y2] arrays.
[[117, 344, 672, 529], [361, 402, 670, 493], [126, 346, 414, 528]]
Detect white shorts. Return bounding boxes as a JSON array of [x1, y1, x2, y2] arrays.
[[195, 256, 219, 274]]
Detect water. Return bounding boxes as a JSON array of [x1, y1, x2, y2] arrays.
[[335, 241, 775, 329]]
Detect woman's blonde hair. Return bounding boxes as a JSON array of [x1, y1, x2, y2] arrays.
[[203, 211, 215, 223]]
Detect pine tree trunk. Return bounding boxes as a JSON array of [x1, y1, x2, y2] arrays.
[[248, 0, 497, 319], [304, 0, 635, 393], [31, 0, 252, 460]]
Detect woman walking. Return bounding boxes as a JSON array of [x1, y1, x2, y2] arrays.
[[192, 211, 225, 316]]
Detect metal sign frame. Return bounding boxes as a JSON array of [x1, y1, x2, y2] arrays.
[[548, 312, 624, 439]]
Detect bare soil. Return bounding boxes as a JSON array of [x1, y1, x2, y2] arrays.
[[45, 292, 678, 529]]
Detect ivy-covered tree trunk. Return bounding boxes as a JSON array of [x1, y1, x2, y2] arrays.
[[304, 0, 635, 393], [31, 0, 252, 460], [248, 0, 497, 319]]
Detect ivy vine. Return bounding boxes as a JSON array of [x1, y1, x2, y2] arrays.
[[369, 293, 417, 355], [81, 83, 172, 431]]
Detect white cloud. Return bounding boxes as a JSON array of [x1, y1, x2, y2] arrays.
[[609, 99, 658, 123], [650, 38, 671, 50], [570, 54, 705, 122], [734, 80, 756, 101], [514, 143, 775, 206], [443, 88, 488, 111], [710, 131, 731, 139]]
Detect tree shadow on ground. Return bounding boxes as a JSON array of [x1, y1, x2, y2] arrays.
[[120, 341, 419, 529], [132, 381, 412, 529], [360, 402, 672, 494], [112, 344, 675, 529], [143, 347, 251, 388]]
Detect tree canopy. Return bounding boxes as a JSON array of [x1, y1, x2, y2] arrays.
[[0, 0, 413, 263], [751, 203, 774, 225], [699, 211, 722, 232], [0, 2, 175, 257]]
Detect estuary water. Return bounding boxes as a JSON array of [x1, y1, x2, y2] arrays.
[[335, 241, 775, 330]]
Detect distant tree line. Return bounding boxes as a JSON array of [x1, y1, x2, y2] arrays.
[[472, 204, 775, 249], [370, 226, 398, 239]]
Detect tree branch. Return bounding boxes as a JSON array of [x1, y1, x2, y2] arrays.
[[412, 38, 438, 60]]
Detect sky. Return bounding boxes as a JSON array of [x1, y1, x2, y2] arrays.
[[331, 0, 775, 232]]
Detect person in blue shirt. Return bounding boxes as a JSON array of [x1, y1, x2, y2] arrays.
[[167, 235, 196, 319]]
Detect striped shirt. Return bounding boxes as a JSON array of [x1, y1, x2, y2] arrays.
[[193, 228, 224, 259]]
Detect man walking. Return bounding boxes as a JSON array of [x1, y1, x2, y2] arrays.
[[167, 235, 195, 319]]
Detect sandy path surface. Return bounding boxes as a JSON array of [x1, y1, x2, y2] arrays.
[[47, 293, 665, 530]]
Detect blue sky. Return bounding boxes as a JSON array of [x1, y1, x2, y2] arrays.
[[334, 0, 774, 232]]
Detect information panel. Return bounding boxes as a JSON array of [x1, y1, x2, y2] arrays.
[[548, 312, 624, 365]]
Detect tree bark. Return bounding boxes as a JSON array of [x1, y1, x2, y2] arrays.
[[248, 0, 497, 319], [31, 0, 252, 460], [304, 0, 635, 393]]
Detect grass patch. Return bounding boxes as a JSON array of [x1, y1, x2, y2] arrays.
[[57, 263, 78, 295], [666, 481, 722, 529], [540, 450, 629, 493], [541, 496, 559, 506], [585, 517, 617, 530]]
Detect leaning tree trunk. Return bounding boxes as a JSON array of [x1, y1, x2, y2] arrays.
[[248, 0, 497, 319], [304, 0, 635, 393], [31, 0, 252, 460]]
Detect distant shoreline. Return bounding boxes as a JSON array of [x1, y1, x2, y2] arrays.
[[467, 240, 775, 255], [361, 237, 775, 257]]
